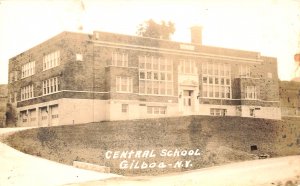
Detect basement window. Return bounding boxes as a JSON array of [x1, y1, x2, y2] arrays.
[[210, 108, 227, 116], [250, 145, 258, 151], [122, 104, 128, 113]]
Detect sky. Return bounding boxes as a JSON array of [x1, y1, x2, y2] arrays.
[[0, 0, 299, 84]]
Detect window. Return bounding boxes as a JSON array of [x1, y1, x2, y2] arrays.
[[14, 92, 17, 102], [14, 71, 18, 81], [267, 72, 272, 79], [42, 77, 60, 95], [202, 62, 231, 99], [111, 52, 128, 67], [139, 56, 173, 96], [179, 59, 196, 74], [21, 61, 35, 78], [76, 54, 83, 61], [116, 77, 132, 93], [10, 71, 18, 82], [239, 65, 251, 77], [43, 51, 60, 71], [9, 94, 12, 103], [210, 108, 227, 116], [122, 104, 129, 113], [147, 106, 167, 115], [9, 72, 14, 83], [21, 84, 34, 101], [245, 86, 258, 100]]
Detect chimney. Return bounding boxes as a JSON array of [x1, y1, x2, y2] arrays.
[[190, 26, 202, 45]]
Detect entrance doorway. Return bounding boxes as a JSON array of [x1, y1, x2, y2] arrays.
[[183, 90, 193, 114]]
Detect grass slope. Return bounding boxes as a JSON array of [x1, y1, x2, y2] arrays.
[[4, 116, 300, 176]]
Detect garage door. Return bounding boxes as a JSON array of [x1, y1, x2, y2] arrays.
[[40, 107, 48, 127], [28, 109, 37, 126], [50, 105, 59, 126]]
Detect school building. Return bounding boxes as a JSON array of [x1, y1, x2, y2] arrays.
[[7, 27, 281, 126]]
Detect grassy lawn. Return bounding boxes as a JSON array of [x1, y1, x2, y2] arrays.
[[3, 116, 300, 176]]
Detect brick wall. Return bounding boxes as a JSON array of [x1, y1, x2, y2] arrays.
[[0, 85, 8, 127], [279, 81, 300, 116]]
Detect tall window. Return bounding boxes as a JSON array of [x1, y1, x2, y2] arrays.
[[21, 61, 35, 78], [21, 84, 34, 101], [245, 86, 258, 100], [116, 76, 132, 93], [43, 51, 60, 71], [139, 56, 173, 95], [43, 77, 60, 95], [110, 52, 128, 67], [202, 62, 231, 99], [239, 65, 251, 77], [179, 59, 197, 74]]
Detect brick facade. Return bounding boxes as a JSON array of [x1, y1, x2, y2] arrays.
[[8, 29, 281, 126], [279, 81, 300, 116], [0, 84, 7, 127]]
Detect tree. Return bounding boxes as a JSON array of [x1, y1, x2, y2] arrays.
[[137, 19, 175, 40]]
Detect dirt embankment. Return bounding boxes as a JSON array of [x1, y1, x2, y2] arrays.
[[3, 116, 300, 176]]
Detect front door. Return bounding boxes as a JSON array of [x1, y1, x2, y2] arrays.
[[183, 90, 193, 114]]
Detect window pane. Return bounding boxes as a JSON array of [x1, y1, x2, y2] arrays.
[[167, 73, 172, 81], [160, 73, 165, 81], [139, 56, 145, 69], [147, 72, 152, 80], [140, 72, 145, 79], [153, 72, 158, 80], [153, 58, 158, 70], [146, 81, 152, 94], [209, 77, 213, 84], [160, 81, 166, 95], [203, 85, 207, 97], [160, 59, 166, 71], [146, 57, 152, 69], [203, 77, 208, 84], [121, 78, 127, 91], [215, 78, 219, 84], [140, 80, 145, 94]]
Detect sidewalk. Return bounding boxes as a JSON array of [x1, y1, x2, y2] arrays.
[[0, 128, 119, 186]]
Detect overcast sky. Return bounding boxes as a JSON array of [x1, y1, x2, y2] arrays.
[[0, 0, 299, 84]]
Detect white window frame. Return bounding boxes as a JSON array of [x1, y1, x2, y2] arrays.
[[245, 86, 258, 100], [21, 84, 34, 101], [42, 77, 60, 95], [202, 62, 231, 99], [239, 65, 251, 78], [179, 59, 197, 74], [210, 108, 226, 116], [21, 61, 35, 79], [111, 52, 128, 67], [116, 76, 133, 93], [147, 106, 167, 115], [43, 51, 60, 71], [139, 56, 173, 96]]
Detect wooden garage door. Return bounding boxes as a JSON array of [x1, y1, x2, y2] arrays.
[[50, 105, 59, 126]]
